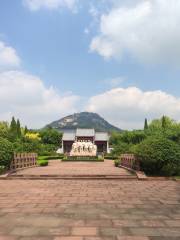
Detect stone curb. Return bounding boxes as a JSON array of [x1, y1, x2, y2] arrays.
[[0, 174, 137, 180], [119, 165, 177, 181]]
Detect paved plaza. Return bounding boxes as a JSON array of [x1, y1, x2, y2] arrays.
[[11, 160, 132, 177], [0, 178, 180, 240]]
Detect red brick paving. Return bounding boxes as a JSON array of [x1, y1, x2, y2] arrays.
[[11, 160, 131, 176], [0, 179, 179, 239]]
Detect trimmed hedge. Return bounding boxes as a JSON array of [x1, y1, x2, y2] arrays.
[[37, 159, 48, 166], [38, 154, 64, 161], [0, 137, 14, 168], [104, 155, 118, 160], [133, 136, 180, 176], [62, 155, 104, 162]]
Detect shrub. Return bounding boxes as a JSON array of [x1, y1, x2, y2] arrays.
[[104, 155, 118, 160], [98, 155, 104, 161], [38, 144, 57, 156], [104, 153, 118, 160], [114, 159, 120, 167], [0, 137, 14, 168], [38, 154, 64, 160], [133, 136, 180, 176], [37, 159, 48, 166], [111, 142, 132, 156], [0, 166, 6, 174]]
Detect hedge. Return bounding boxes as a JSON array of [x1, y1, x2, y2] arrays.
[[0, 137, 14, 168], [37, 159, 48, 166], [133, 136, 180, 176]]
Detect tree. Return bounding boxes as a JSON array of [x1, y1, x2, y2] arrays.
[[9, 117, 17, 140], [162, 115, 166, 129], [16, 119, 21, 138], [0, 121, 9, 139], [39, 128, 62, 146], [10, 117, 17, 134], [144, 118, 148, 130], [24, 126, 28, 135]]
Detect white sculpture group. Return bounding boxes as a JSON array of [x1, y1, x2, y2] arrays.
[[70, 140, 97, 156]]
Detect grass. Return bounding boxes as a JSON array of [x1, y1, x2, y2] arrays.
[[38, 154, 64, 161], [175, 176, 180, 179]]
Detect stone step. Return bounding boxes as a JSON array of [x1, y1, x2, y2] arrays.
[[5, 174, 137, 180]]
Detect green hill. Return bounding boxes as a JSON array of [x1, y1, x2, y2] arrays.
[[45, 112, 121, 132]]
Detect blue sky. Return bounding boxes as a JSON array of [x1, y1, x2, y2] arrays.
[[0, 0, 180, 129]]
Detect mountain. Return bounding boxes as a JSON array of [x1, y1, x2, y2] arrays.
[[45, 112, 121, 132]]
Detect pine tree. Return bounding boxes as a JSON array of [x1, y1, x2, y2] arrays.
[[16, 119, 21, 138], [162, 115, 167, 129], [144, 118, 148, 130], [10, 117, 17, 134], [24, 126, 28, 135], [10, 116, 17, 139]]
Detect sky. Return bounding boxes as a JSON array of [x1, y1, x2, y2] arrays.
[[0, 0, 180, 129]]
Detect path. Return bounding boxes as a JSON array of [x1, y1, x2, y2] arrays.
[[0, 179, 180, 239]]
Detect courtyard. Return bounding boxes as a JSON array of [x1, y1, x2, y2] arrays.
[[0, 177, 180, 239], [10, 160, 132, 177]]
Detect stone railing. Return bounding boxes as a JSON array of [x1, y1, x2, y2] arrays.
[[120, 154, 140, 171], [11, 153, 37, 170]]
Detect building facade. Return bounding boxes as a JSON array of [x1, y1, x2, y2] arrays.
[[62, 128, 109, 154]]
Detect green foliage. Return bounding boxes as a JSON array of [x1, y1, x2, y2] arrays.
[[13, 138, 57, 156], [37, 144, 57, 156], [111, 142, 131, 156], [63, 156, 103, 161], [149, 116, 176, 131], [24, 126, 28, 135], [144, 118, 148, 130], [111, 130, 146, 146], [38, 154, 64, 160], [16, 119, 21, 138], [39, 128, 62, 146], [114, 159, 120, 167], [10, 116, 17, 132], [0, 137, 14, 168], [0, 121, 9, 139], [133, 136, 180, 176], [104, 154, 118, 160], [10, 116, 17, 139], [0, 118, 61, 161], [98, 155, 104, 161], [165, 127, 180, 144], [37, 159, 48, 166], [110, 116, 180, 176], [0, 166, 6, 174]]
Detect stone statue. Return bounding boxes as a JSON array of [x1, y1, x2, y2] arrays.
[[70, 140, 97, 156]]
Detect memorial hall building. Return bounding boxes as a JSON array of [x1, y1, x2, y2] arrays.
[[62, 128, 109, 154]]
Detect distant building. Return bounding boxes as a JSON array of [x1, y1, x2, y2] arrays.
[[62, 128, 109, 154]]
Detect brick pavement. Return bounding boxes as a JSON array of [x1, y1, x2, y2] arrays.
[[11, 160, 131, 176], [0, 179, 180, 239]]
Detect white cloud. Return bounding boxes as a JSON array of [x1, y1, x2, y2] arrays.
[[0, 71, 79, 128], [23, 0, 78, 11], [0, 41, 20, 69], [86, 87, 180, 129], [104, 76, 125, 88], [90, 0, 180, 65]]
